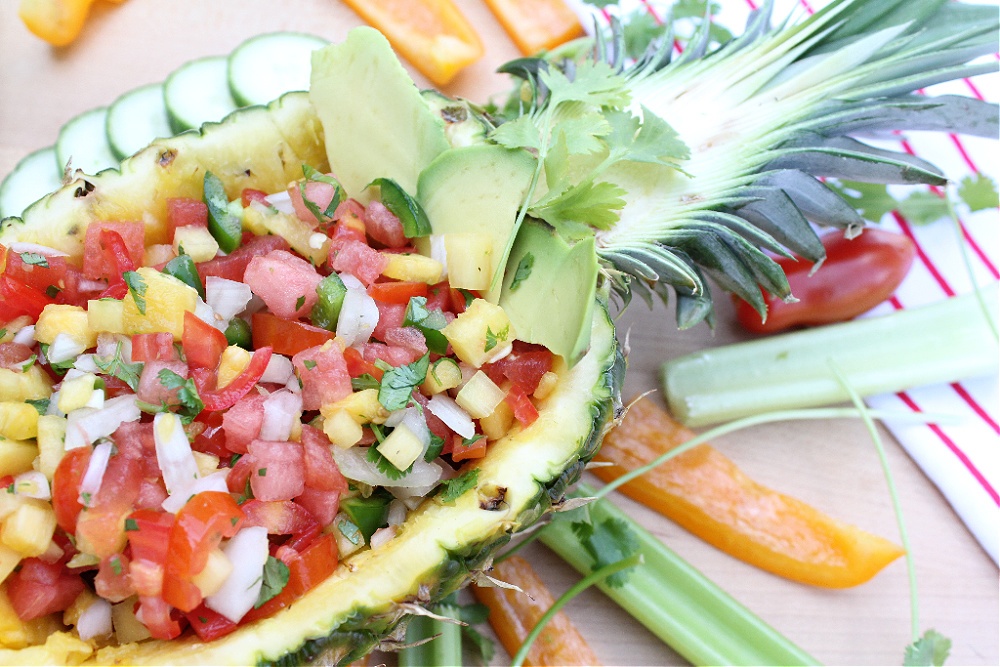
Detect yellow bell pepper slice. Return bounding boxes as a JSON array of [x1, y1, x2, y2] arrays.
[[484, 0, 585, 56], [593, 397, 905, 588], [340, 0, 484, 86]]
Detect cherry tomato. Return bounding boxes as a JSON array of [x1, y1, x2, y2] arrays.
[[734, 229, 916, 334]]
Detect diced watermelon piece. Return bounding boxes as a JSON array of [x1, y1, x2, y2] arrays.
[[244, 249, 323, 319], [247, 440, 306, 502], [328, 239, 386, 287], [299, 426, 348, 492], [364, 200, 406, 248], [361, 341, 421, 367], [166, 197, 209, 238], [383, 327, 428, 359], [196, 234, 290, 284], [221, 391, 266, 454], [290, 180, 339, 224], [82, 221, 145, 280], [291, 344, 352, 411], [295, 487, 341, 526], [137, 360, 189, 407], [372, 301, 406, 341]]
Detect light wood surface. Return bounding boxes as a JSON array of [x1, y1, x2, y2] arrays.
[[1, 2, 997, 665]]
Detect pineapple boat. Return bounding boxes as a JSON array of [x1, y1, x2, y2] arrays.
[[0, 0, 996, 664]]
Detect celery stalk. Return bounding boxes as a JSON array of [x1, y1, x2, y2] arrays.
[[662, 285, 999, 427], [397, 600, 463, 667], [539, 484, 818, 667]]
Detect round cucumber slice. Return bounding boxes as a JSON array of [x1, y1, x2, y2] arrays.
[[56, 107, 119, 177], [164, 55, 239, 134], [106, 82, 173, 161], [0, 146, 62, 220], [228, 32, 329, 107]]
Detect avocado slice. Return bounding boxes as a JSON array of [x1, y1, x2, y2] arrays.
[[500, 219, 599, 367], [415, 144, 535, 302], [309, 27, 450, 199]]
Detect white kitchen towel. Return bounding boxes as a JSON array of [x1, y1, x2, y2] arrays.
[[569, 0, 1000, 564]]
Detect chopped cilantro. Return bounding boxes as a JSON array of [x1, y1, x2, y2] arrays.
[[254, 556, 290, 609], [123, 271, 148, 315], [25, 398, 49, 415], [303, 359, 317, 370], [377, 354, 430, 411], [424, 432, 445, 462], [509, 252, 534, 291], [258, 468, 267, 477], [45, 285, 61, 298], [403, 297, 449, 355], [295, 295, 306, 311], [18, 354, 37, 372], [957, 173, 999, 212], [351, 374, 381, 392], [124, 518, 139, 531], [366, 444, 411, 480], [484, 325, 509, 353], [898, 190, 949, 226], [439, 469, 479, 503], [904, 629, 952, 666], [95, 341, 144, 392], [110, 555, 123, 576], [17, 252, 48, 268], [460, 434, 485, 449], [300, 165, 346, 223], [157, 369, 204, 422], [0, 329, 7, 340]]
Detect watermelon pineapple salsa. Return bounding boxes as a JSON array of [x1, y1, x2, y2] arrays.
[[0, 166, 556, 649]]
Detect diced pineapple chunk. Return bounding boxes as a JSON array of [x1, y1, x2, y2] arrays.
[[143, 244, 176, 268], [217, 345, 252, 388], [0, 543, 20, 585], [56, 373, 100, 414], [0, 585, 30, 649], [112, 597, 151, 644], [376, 423, 424, 471], [454, 371, 506, 419], [381, 253, 443, 284], [443, 233, 493, 291], [441, 298, 515, 367], [320, 389, 389, 425], [533, 371, 559, 400], [87, 298, 126, 334], [1, 501, 57, 557], [243, 207, 329, 265], [0, 437, 39, 477], [480, 398, 514, 441], [0, 365, 53, 403], [172, 225, 221, 263], [0, 402, 39, 440], [122, 267, 199, 340], [35, 415, 67, 481], [422, 357, 462, 395], [192, 548, 233, 598], [0, 317, 32, 344], [322, 409, 364, 448], [34, 304, 97, 350]]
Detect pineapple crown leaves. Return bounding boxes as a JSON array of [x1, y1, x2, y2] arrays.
[[494, 0, 998, 327]]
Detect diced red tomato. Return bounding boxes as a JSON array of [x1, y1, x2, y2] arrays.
[[126, 509, 174, 564], [251, 312, 335, 357], [291, 343, 352, 411], [363, 200, 406, 248], [136, 360, 189, 407], [243, 249, 323, 319], [82, 221, 144, 281], [2, 247, 68, 294], [185, 604, 238, 642], [0, 273, 55, 320], [483, 342, 553, 394], [95, 554, 135, 603], [451, 434, 488, 462], [343, 346, 383, 380], [246, 441, 305, 502], [191, 346, 272, 411], [196, 234, 290, 284], [328, 239, 386, 286], [242, 533, 337, 624], [52, 447, 91, 533], [191, 410, 230, 459], [6, 558, 87, 621], [290, 179, 339, 224], [368, 280, 428, 305], [505, 384, 539, 427], [136, 596, 185, 640], [75, 451, 143, 559], [182, 311, 227, 370], [131, 332, 179, 362], [166, 197, 209, 238], [241, 499, 319, 546], [449, 287, 474, 314]]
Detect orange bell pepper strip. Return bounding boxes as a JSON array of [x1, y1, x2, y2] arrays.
[[473, 555, 600, 666], [483, 0, 586, 55], [592, 397, 905, 588], [340, 0, 484, 86], [18, 0, 95, 47]]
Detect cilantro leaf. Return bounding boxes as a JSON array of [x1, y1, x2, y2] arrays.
[[898, 190, 949, 226], [254, 556, 290, 609], [377, 354, 430, 411], [94, 341, 144, 392], [904, 629, 952, 666], [366, 444, 411, 480], [300, 165, 346, 223], [439, 469, 479, 504], [123, 271, 148, 315], [541, 60, 630, 109], [17, 252, 48, 268], [570, 517, 640, 588], [509, 252, 534, 291], [403, 297, 449, 355], [957, 173, 999, 212], [531, 178, 627, 233], [424, 432, 445, 462], [484, 325, 509, 353], [157, 369, 204, 422], [622, 11, 663, 60], [25, 398, 50, 415], [351, 374, 381, 392], [827, 180, 900, 223], [490, 114, 543, 152]]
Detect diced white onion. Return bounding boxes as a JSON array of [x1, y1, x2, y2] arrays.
[[47, 332, 87, 364], [161, 471, 229, 514], [76, 597, 113, 641], [428, 235, 448, 278], [261, 191, 294, 215], [9, 242, 69, 257], [309, 232, 328, 250], [96, 333, 133, 362], [78, 441, 113, 506], [389, 460, 456, 501], [195, 298, 227, 333], [336, 275, 379, 348], [13, 471, 51, 500], [387, 499, 407, 527], [64, 395, 141, 450], [332, 447, 443, 489], [154, 412, 200, 496], [205, 526, 270, 623], [12, 325, 35, 346], [206, 277, 254, 321], [242, 292, 267, 316], [84, 388, 105, 410], [259, 389, 302, 442], [426, 394, 475, 439], [369, 525, 397, 550], [260, 354, 294, 385], [73, 354, 100, 373]]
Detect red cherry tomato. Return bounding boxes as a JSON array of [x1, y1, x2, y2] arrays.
[[734, 229, 916, 334]]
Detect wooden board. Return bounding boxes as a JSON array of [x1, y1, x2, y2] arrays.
[[1, 1, 996, 665]]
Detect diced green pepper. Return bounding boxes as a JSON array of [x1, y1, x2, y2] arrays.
[[368, 177, 432, 238], [203, 171, 243, 253], [162, 253, 205, 299], [340, 493, 391, 543], [311, 273, 347, 331], [225, 317, 253, 349]]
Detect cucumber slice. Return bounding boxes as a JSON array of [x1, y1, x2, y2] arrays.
[[228, 32, 329, 107], [106, 82, 173, 160], [0, 147, 62, 219], [164, 55, 239, 134], [56, 107, 119, 177]]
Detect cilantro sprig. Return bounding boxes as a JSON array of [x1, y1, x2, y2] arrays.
[[94, 341, 144, 392], [377, 354, 430, 411]]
